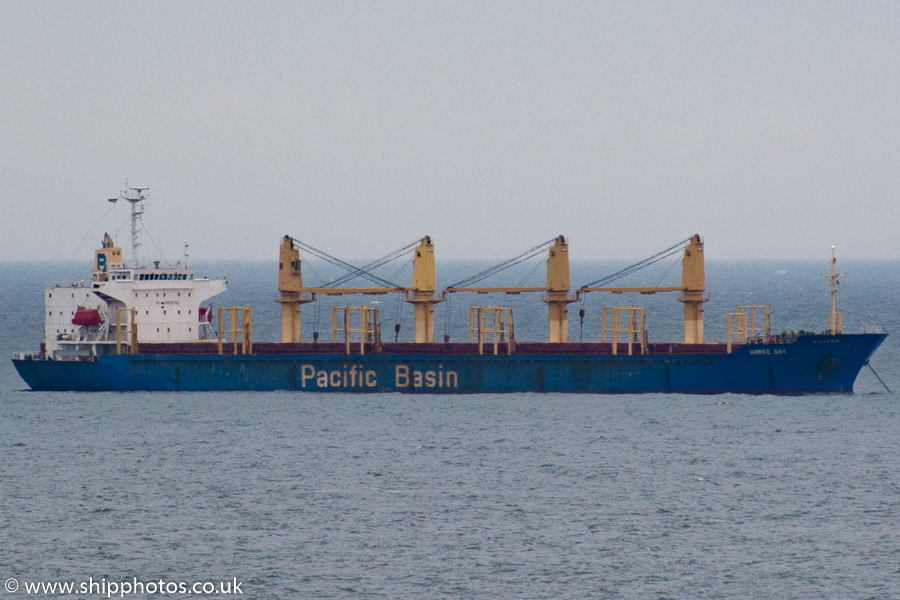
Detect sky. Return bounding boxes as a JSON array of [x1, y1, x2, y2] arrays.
[[2, 1, 900, 262]]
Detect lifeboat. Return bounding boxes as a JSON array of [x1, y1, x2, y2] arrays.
[[198, 306, 213, 323], [71, 307, 101, 327]]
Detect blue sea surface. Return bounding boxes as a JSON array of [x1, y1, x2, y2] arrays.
[[1, 259, 898, 599]]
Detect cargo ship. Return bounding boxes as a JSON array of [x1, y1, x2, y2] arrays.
[[12, 189, 886, 393]]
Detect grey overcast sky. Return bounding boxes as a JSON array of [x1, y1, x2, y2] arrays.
[[2, 1, 899, 262]]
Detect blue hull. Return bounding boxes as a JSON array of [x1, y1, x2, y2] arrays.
[[13, 334, 886, 394]]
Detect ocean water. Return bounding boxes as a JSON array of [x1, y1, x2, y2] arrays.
[[1, 259, 899, 599]]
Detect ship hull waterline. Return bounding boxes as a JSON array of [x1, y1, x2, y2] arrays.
[[13, 333, 886, 394]]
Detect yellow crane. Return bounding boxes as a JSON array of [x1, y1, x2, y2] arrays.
[[442, 235, 576, 343], [277, 233, 708, 346], [576, 234, 708, 343], [276, 235, 442, 343]]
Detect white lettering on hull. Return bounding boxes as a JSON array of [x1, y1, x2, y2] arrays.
[[749, 348, 787, 355]]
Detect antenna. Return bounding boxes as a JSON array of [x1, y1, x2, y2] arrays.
[[121, 186, 149, 269]]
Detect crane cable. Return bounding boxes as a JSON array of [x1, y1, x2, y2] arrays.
[[447, 237, 558, 289], [582, 237, 693, 288], [289, 237, 423, 342], [443, 294, 453, 343], [290, 238, 411, 289], [322, 238, 423, 288]]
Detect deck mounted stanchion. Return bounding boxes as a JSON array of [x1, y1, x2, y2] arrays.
[[737, 305, 771, 342], [603, 306, 646, 356], [726, 312, 747, 354], [469, 306, 514, 355], [332, 306, 380, 355], [218, 307, 252, 355]]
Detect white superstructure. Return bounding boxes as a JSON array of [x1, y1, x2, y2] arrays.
[[43, 188, 227, 358]]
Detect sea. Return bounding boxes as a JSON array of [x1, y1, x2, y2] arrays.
[[1, 258, 898, 599]]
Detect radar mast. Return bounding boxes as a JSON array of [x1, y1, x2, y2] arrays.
[[121, 186, 149, 269]]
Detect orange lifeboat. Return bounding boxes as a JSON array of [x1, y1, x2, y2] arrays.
[[72, 307, 101, 326]]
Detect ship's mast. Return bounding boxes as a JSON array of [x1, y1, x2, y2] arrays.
[[822, 245, 845, 335], [122, 186, 149, 269]]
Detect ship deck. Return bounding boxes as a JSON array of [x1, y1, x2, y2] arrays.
[[135, 341, 738, 356]]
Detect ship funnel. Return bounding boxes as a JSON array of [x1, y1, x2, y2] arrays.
[[93, 233, 123, 283]]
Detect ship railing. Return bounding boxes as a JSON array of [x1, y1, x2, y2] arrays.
[[726, 313, 746, 353], [18, 353, 51, 361], [47, 281, 92, 289], [859, 323, 884, 334]]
